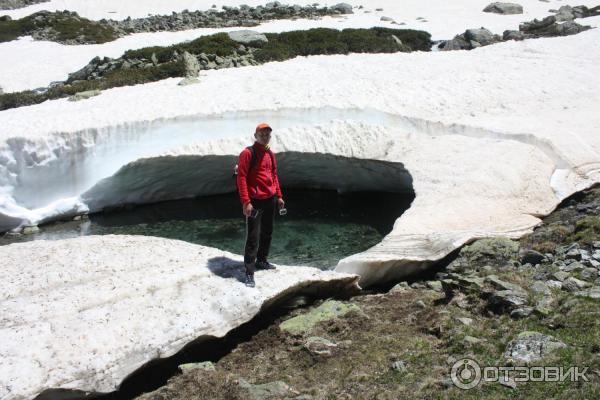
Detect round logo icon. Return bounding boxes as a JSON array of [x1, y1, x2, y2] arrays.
[[451, 358, 482, 389]]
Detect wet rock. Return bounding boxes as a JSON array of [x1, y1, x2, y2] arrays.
[[483, 2, 524, 15], [562, 277, 591, 292], [178, 361, 215, 372], [68, 89, 101, 102], [521, 249, 544, 265], [279, 300, 362, 336], [504, 331, 566, 363], [228, 30, 268, 45], [303, 336, 338, 357]]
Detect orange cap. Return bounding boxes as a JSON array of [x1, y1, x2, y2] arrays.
[[255, 123, 272, 132]]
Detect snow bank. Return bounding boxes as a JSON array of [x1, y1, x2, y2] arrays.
[[0, 235, 360, 399], [2, 0, 599, 92]]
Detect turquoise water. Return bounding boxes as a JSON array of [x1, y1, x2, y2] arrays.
[[1, 189, 413, 269]]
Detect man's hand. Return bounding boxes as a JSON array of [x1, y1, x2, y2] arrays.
[[243, 202, 253, 217], [277, 198, 285, 210]]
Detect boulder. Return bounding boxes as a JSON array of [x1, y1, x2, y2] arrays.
[[520, 249, 544, 265], [504, 331, 566, 363], [554, 5, 575, 22], [332, 3, 353, 14], [483, 2, 524, 15], [227, 30, 268, 45], [465, 28, 501, 46], [488, 289, 528, 312], [182, 51, 200, 78]]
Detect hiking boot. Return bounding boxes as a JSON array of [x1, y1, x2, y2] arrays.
[[244, 273, 255, 288], [256, 260, 276, 270]]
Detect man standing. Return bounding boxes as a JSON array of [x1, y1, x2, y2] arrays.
[[236, 123, 285, 287]]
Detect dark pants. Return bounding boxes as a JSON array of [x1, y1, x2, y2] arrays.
[[244, 196, 276, 274]]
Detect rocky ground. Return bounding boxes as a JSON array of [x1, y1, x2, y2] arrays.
[[133, 185, 600, 399]]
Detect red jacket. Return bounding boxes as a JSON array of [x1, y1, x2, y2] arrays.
[[237, 142, 283, 205]]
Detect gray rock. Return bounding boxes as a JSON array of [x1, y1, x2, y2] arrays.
[[228, 30, 268, 45], [304, 336, 338, 356], [178, 361, 215, 372], [380, 16, 394, 22], [178, 77, 200, 86], [504, 331, 566, 363], [390, 360, 408, 372], [455, 317, 474, 326], [554, 5, 575, 22], [486, 275, 524, 292], [562, 277, 591, 292], [465, 27, 500, 46], [489, 289, 528, 311], [552, 271, 570, 282], [68, 90, 101, 102], [414, 300, 427, 309], [182, 51, 200, 78], [581, 268, 599, 281], [426, 280, 443, 292], [563, 261, 585, 272], [332, 3, 353, 14], [546, 280, 562, 289], [531, 281, 551, 295], [150, 52, 158, 66], [389, 281, 411, 293], [238, 378, 293, 400], [574, 286, 600, 299], [566, 248, 582, 260], [521, 249, 544, 265], [510, 307, 534, 319], [483, 2, 524, 15], [463, 335, 485, 346]]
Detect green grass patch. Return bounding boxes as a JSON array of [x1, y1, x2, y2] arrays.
[[254, 27, 431, 62], [569, 216, 600, 245], [0, 11, 118, 44], [0, 61, 185, 111], [124, 32, 240, 63]]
